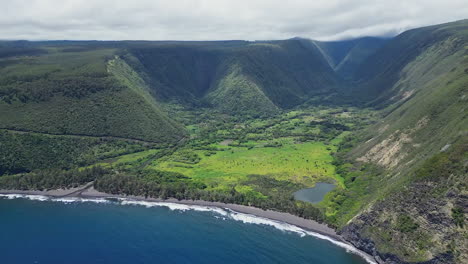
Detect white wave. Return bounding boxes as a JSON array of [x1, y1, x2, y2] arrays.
[[83, 198, 111, 204], [51, 197, 111, 204], [52, 197, 78, 203], [117, 199, 376, 264], [303, 230, 377, 264], [0, 194, 49, 201], [0, 194, 110, 204], [0, 194, 375, 263], [120, 199, 228, 216], [228, 210, 308, 237], [225, 210, 376, 264]]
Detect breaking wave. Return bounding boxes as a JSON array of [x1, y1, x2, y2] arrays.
[[0, 194, 375, 263], [0, 194, 49, 201], [120, 200, 229, 216], [0, 194, 110, 204], [224, 209, 376, 264]]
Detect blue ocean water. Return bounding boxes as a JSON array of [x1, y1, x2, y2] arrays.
[[0, 196, 370, 264]]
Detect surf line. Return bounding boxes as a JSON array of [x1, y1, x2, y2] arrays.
[[0, 194, 377, 264]]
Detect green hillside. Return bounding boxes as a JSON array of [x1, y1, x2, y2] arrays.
[[0, 46, 185, 143], [323, 20, 468, 263], [230, 40, 342, 108], [125, 39, 342, 114], [0, 129, 150, 175], [352, 19, 468, 104], [205, 64, 279, 116]]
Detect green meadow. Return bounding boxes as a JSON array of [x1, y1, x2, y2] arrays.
[[151, 139, 343, 189], [85, 105, 363, 201]]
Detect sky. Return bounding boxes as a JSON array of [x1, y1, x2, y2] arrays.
[[1, 0, 467, 41]]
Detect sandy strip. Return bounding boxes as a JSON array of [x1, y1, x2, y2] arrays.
[[83, 187, 341, 240]]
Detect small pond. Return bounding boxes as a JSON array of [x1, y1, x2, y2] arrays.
[[293, 183, 336, 204]]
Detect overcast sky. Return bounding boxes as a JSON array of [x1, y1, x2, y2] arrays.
[[1, 0, 467, 41]]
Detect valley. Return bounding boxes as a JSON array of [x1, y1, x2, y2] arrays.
[[1, 104, 375, 222], [0, 19, 466, 264]]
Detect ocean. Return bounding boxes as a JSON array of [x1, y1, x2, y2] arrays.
[[0, 195, 371, 264]]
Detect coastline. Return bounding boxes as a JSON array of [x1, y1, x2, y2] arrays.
[[0, 186, 377, 263]]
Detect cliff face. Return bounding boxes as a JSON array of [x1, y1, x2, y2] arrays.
[[335, 20, 468, 264], [340, 143, 467, 263]]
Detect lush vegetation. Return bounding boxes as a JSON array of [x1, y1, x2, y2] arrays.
[[0, 166, 109, 190], [0, 20, 467, 264], [0, 100, 366, 224], [94, 171, 324, 222], [0, 46, 185, 143], [125, 39, 342, 114], [0, 129, 150, 175], [351, 19, 468, 105], [89, 105, 365, 223], [0, 47, 116, 104], [329, 20, 468, 263]]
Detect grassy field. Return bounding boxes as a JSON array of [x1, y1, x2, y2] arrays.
[[83, 105, 365, 200], [134, 106, 368, 198], [151, 139, 343, 190]]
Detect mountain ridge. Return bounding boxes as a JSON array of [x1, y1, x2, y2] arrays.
[[0, 19, 467, 264]]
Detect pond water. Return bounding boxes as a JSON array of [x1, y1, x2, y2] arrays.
[[293, 183, 336, 204]]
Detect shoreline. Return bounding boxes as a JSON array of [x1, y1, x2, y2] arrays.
[[0, 187, 376, 263], [0, 187, 341, 239]]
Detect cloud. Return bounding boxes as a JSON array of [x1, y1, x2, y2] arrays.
[[0, 0, 467, 41]]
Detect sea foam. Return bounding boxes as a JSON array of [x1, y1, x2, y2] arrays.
[[0, 194, 376, 263], [120, 199, 229, 216], [0, 194, 110, 204], [52, 197, 111, 204], [225, 209, 377, 264], [97, 198, 377, 264], [0, 194, 49, 201]]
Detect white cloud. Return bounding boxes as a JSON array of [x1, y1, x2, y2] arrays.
[[0, 0, 467, 41]]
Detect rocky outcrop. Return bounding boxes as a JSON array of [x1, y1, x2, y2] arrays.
[[341, 218, 456, 264], [339, 145, 467, 264]]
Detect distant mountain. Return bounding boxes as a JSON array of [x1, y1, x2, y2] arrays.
[[314, 37, 388, 79], [0, 38, 345, 141], [352, 19, 468, 104], [124, 39, 342, 115]]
